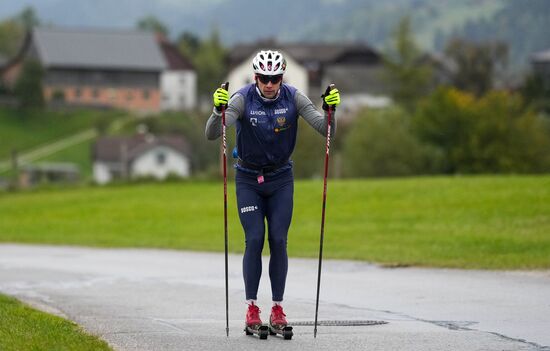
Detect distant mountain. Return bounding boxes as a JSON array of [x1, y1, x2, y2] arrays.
[[0, 0, 505, 46], [446, 0, 550, 72], [1, 0, 548, 71]]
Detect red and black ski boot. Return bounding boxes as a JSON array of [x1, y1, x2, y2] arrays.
[[269, 304, 293, 340], [244, 303, 268, 339]]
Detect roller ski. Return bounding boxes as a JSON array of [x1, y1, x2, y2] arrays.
[[244, 303, 269, 339], [269, 304, 293, 340]]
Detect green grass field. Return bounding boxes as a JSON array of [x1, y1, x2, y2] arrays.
[[1, 175, 549, 269], [0, 293, 112, 351]]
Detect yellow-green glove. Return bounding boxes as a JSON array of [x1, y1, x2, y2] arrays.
[[322, 87, 340, 111], [213, 87, 229, 111]]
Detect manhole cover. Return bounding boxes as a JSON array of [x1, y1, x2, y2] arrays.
[[290, 320, 387, 327]]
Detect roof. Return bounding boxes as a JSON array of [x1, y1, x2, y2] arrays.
[[157, 34, 194, 71], [531, 49, 550, 63], [324, 64, 392, 95], [93, 134, 190, 163], [32, 27, 166, 71], [229, 40, 381, 68]]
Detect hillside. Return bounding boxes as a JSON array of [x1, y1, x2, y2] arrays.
[[0, 108, 130, 178], [1, 0, 548, 72], [447, 0, 550, 70], [0, 108, 220, 181]]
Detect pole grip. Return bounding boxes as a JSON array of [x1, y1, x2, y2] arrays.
[[322, 83, 336, 114], [324, 83, 335, 96], [321, 83, 336, 101]]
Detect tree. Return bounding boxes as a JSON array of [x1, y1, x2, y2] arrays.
[[0, 20, 25, 57], [136, 16, 168, 36], [413, 88, 475, 173], [413, 88, 550, 174], [444, 38, 508, 97], [383, 16, 433, 112], [17, 6, 40, 29], [193, 29, 227, 98], [177, 31, 201, 59], [291, 119, 325, 178], [468, 91, 550, 173], [0, 6, 39, 58], [342, 107, 443, 177], [14, 60, 45, 109]]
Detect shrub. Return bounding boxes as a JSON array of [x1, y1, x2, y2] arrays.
[[414, 88, 550, 174], [342, 107, 443, 177]]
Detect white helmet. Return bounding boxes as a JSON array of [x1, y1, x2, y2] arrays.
[[252, 50, 286, 75]]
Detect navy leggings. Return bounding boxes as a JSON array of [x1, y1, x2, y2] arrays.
[[236, 168, 294, 302]]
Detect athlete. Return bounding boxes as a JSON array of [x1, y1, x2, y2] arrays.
[[205, 50, 340, 331]]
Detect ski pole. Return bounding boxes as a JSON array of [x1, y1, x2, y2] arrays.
[[220, 82, 230, 337], [314, 84, 335, 338]]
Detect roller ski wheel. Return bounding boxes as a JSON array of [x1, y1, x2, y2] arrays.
[[269, 324, 293, 340], [244, 324, 269, 339]]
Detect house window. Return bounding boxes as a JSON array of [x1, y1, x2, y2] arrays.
[[126, 91, 133, 101], [92, 89, 100, 99], [156, 152, 166, 165], [74, 88, 82, 98], [143, 90, 150, 100]]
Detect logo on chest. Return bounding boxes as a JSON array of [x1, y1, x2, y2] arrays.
[[275, 116, 291, 133]]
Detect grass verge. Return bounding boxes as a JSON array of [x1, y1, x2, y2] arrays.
[[0, 293, 112, 351]]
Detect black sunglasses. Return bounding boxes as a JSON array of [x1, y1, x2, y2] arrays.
[[256, 74, 283, 84]]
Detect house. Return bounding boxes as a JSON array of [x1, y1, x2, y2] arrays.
[[5, 27, 167, 112], [531, 48, 550, 90], [1, 27, 197, 112], [157, 34, 197, 110], [92, 132, 191, 184], [227, 40, 391, 112]]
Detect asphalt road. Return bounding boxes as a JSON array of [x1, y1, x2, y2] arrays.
[[1, 244, 549, 351]]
